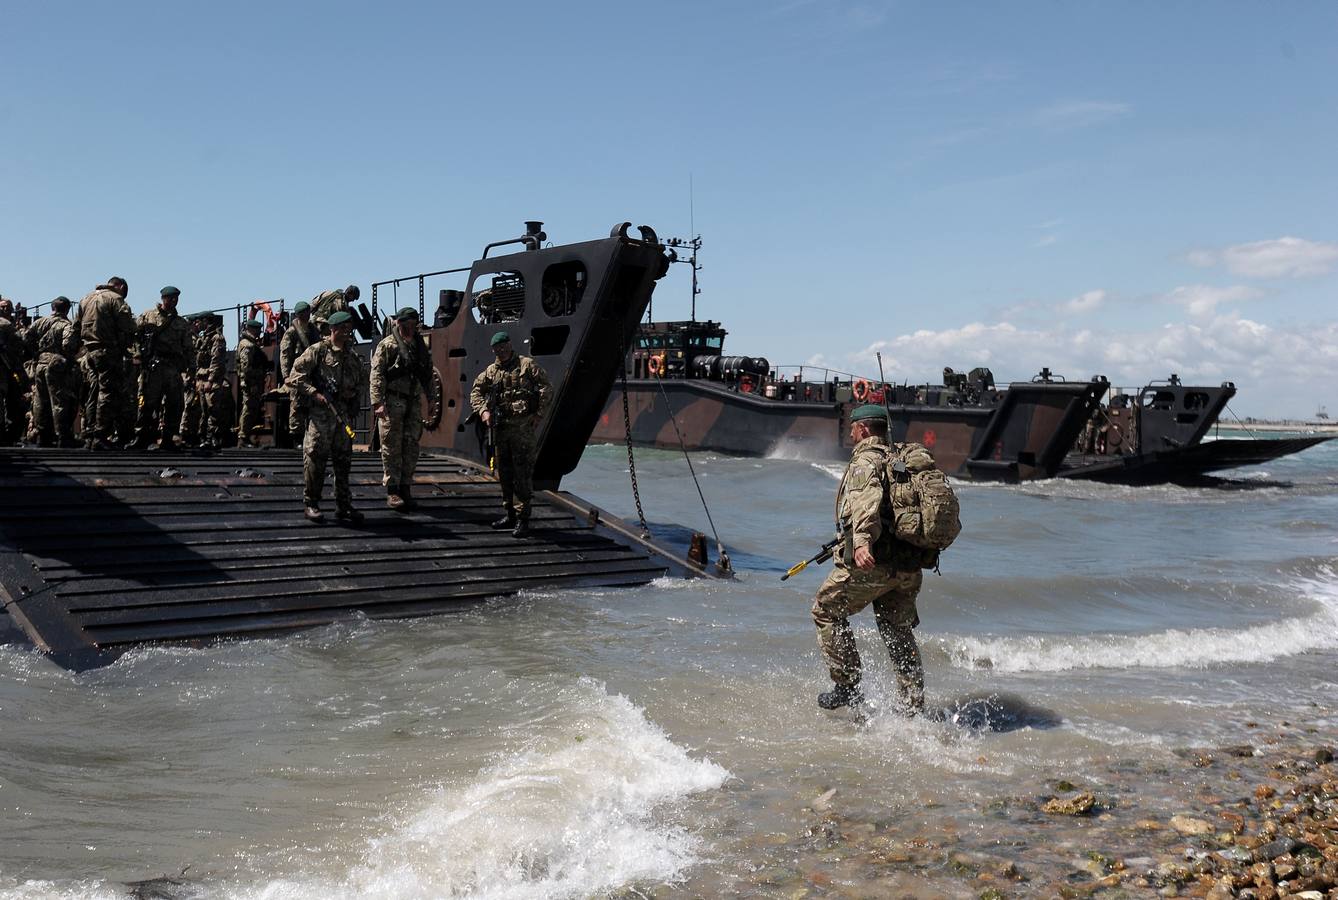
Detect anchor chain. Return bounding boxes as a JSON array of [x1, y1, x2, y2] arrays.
[[618, 342, 651, 539]]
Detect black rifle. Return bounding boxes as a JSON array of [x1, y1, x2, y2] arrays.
[[782, 534, 841, 581], [138, 325, 160, 370], [314, 371, 356, 440]]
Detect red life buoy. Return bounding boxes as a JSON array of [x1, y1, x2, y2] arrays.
[[647, 354, 664, 377], [852, 378, 870, 401], [251, 301, 281, 335]]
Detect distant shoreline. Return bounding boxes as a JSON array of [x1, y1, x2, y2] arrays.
[[1217, 422, 1338, 434]]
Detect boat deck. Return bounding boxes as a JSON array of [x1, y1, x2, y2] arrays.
[[0, 448, 706, 670]]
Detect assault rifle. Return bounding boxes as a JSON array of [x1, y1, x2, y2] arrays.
[[781, 534, 842, 581], [137, 325, 160, 370], [314, 371, 356, 440], [463, 381, 499, 471]]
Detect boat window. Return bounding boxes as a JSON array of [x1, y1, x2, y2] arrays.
[[1183, 391, 1210, 411], [1141, 389, 1176, 410], [529, 325, 570, 356], [705, 336, 723, 349], [541, 261, 586, 317], [434, 289, 465, 329], [470, 271, 525, 325]]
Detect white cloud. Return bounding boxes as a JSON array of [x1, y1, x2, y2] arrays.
[[845, 313, 1338, 419], [1059, 289, 1105, 314], [1032, 100, 1131, 130], [1033, 234, 1058, 249], [1164, 284, 1259, 317], [1185, 236, 1338, 278]]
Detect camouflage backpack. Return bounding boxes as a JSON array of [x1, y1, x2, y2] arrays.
[[882, 442, 962, 557]]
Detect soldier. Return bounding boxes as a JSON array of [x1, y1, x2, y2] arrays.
[[193, 314, 230, 449], [131, 286, 193, 450], [469, 331, 552, 538], [810, 404, 926, 715], [279, 300, 320, 445], [178, 314, 205, 446], [308, 285, 359, 332], [288, 310, 366, 523], [76, 277, 135, 450], [24, 296, 80, 446], [370, 307, 432, 510], [235, 319, 269, 447], [0, 298, 30, 445]]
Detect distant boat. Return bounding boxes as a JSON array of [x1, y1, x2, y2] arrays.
[[1318, 405, 1330, 420]]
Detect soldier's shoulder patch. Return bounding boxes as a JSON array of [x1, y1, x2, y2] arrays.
[[847, 462, 875, 490]]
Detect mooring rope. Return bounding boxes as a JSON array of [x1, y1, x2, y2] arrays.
[[1224, 404, 1260, 440]]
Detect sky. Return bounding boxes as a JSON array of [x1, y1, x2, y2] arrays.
[[2, 0, 1335, 418]]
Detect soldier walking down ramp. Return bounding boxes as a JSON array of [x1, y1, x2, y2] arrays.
[[25, 296, 80, 447], [308, 285, 359, 332], [279, 301, 319, 445], [808, 404, 953, 715], [288, 310, 366, 524], [370, 307, 432, 510], [469, 331, 551, 538], [235, 319, 269, 447], [131, 286, 193, 450], [75, 277, 135, 450]]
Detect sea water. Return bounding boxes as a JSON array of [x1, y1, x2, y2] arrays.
[[1, 437, 1335, 898]]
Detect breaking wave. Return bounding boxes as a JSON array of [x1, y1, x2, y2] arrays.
[[942, 571, 1338, 673]]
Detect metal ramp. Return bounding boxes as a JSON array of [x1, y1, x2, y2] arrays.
[[0, 448, 704, 670]]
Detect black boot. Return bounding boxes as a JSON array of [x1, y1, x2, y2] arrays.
[[817, 682, 863, 710], [511, 518, 530, 538], [491, 512, 517, 529]]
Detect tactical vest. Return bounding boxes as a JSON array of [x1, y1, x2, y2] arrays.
[[483, 357, 545, 425]]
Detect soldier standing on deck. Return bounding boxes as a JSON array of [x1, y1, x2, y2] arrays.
[[288, 310, 366, 524], [25, 296, 80, 447], [809, 404, 927, 715], [193, 315, 229, 449], [76, 277, 135, 450], [469, 331, 552, 538], [131, 286, 193, 450], [371, 307, 431, 511], [236, 319, 269, 447], [279, 300, 319, 445], [0, 298, 30, 445]]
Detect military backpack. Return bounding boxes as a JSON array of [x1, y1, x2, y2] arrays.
[[879, 442, 962, 565]]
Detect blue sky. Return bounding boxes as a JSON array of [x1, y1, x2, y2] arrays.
[[3, 1, 1335, 417]]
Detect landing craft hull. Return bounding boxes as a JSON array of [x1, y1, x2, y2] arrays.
[[1058, 435, 1333, 484], [592, 378, 1105, 481]]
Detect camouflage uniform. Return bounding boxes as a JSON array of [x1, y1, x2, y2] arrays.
[[308, 287, 357, 331], [24, 311, 79, 445], [370, 327, 430, 500], [288, 337, 366, 513], [811, 433, 925, 712], [76, 284, 136, 445], [469, 354, 552, 522], [133, 305, 193, 447], [0, 313, 29, 444], [187, 322, 229, 447], [279, 318, 319, 443], [235, 331, 269, 445]]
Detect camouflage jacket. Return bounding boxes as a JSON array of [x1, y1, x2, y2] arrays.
[[135, 306, 193, 370], [308, 290, 349, 325], [0, 316, 21, 371], [288, 338, 366, 418], [469, 355, 552, 428], [194, 329, 227, 384], [25, 313, 79, 362], [836, 435, 926, 571], [279, 321, 319, 380], [77, 286, 135, 353], [236, 335, 269, 385], [369, 329, 430, 407]]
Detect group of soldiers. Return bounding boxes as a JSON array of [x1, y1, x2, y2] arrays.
[[1, 281, 552, 537]]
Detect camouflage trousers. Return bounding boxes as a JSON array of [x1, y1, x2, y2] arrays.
[[32, 354, 76, 444], [303, 403, 354, 510], [377, 395, 423, 491], [135, 364, 185, 446], [494, 421, 537, 519], [287, 386, 309, 446], [182, 382, 229, 447], [238, 378, 265, 443], [84, 350, 128, 443], [811, 562, 924, 710]]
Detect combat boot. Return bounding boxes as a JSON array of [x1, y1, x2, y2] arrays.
[[817, 682, 863, 710], [511, 518, 531, 539], [491, 512, 517, 529], [304, 506, 324, 523], [400, 483, 416, 510], [336, 505, 365, 525], [386, 491, 406, 511]]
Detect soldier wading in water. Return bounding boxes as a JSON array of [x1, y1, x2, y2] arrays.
[[370, 307, 431, 511], [809, 403, 957, 715], [469, 331, 551, 538], [289, 310, 366, 524]]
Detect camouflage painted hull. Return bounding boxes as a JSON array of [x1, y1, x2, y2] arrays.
[[592, 377, 1105, 482]]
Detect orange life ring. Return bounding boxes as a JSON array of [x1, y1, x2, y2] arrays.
[[852, 378, 870, 402], [250, 301, 281, 335], [647, 354, 664, 377]]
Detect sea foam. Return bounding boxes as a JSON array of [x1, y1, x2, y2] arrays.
[[943, 570, 1338, 673]]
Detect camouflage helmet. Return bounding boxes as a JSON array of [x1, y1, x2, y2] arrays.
[[850, 403, 889, 423]]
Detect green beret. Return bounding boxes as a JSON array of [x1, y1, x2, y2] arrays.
[[160, 285, 180, 297], [293, 301, 310, 313], [850, 403, 889, 423], [53, 295, 70, 304], [244, 318, 262, 328], [395, 306, 419, 321], [490, 331, 511, 347], [327, 310, 353, 326]]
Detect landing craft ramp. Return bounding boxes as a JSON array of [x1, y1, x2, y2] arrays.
[[0, 448, 707, 671]]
